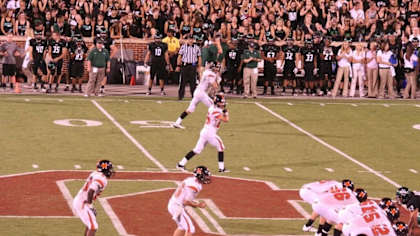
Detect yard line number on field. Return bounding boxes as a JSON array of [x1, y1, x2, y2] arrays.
[[255, 102, 402, 188], [91, 100, 168, 172]]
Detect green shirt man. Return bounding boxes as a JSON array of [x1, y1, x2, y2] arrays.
[[241, 48, 261, 68], [87, 47, 110, 69]]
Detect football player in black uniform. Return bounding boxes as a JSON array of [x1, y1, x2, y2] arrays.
[[301, 38, 318, 96], [281, 37, 300, 96], [47, 31, 67, 93], [144, 34, 171, 96], [261, 36, 280, 95], [29, 30, 48, 92], [319, 36, 335, 96], [396, 187, 420, 234], [224, 39, 242, 94], [69, 38, 88, 93]]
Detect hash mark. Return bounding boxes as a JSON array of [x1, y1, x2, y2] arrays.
[[32, 164, 39, 169], [325, 168, 334, 172], [74, 165, 81, 169], [117, 165, 124, 170], [409, 169, 418, 174], [243, 167, 250, 171], [383, 104, 390, 107], [287, 102, 293, 106], [351, 104, 358, 107], [284, 167, 293, 172]]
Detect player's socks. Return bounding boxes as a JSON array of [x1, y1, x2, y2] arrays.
[[179, 151, 196, 166], [218, 152, 224, 170], [177, 111, 188, 124], [305, 219, 314, 227], [271, 86, 275, 94], [263, 86, 267, 94], [10, 83, 13, 89], [282, 87, 286, 92], [321, 223, 332, 236], [333, 229, 342, 236]]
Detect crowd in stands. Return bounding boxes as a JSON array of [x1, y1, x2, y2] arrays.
[[0, 0, 418, 98]]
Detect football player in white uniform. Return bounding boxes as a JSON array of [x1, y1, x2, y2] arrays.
[[177, 94, 229, 172], [299, 180, 342, 232], [72, 160, 115, 236], [168, 166, 211, 236], [173, 61, 221, 128]]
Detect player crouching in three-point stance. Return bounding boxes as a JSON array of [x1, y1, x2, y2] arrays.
[[72, 160, 115, 236], [177, 94, 229, 173], [168, 166, 211, 236], [173, 61, 221, 128]]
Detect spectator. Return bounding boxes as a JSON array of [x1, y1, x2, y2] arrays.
[[85, 38, 110, 97], [377, 41, 396, 99], [349, 43, 365, 97], [1, 9, 15, 35], [14, 12, 29, 37], [163, 29, 180, 84], [403, 42, 418, 99], [366, 41, 379, 98], [332, 40, 352, 98], [241, 42, 261, 99]]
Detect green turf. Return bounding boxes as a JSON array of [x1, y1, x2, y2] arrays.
[[1, 95, 419, 235]]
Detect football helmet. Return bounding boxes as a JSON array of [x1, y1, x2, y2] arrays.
[[393, 221, 409, 236], [379, 197, 394, 209], [214, 94, 226, 109], [386, 205, 400, 222], [193, 166, 211, 184], [396, 187, 413, 204], [342, 179, 354, 191], [97, 160, 115, 178], [208, 60, 221, 72], [355, 188, 368, 202], [305, 38, 313, 47]]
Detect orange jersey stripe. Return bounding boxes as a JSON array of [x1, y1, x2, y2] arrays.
[[94, 179, 105, 188], [187, 186, 198, 193]]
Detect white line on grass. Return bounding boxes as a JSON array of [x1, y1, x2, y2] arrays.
[[24, 98, 30, 102], [284, 167, 293, 172], [243, 167, 250, 171], [32, 164, 38, 169], [74, 165, 81, 169], [117, 165, 124, 170], [58, 99, 63, 102], [98, 198, 133, 236], [383, 104, 390, 107], [351, 104, 358, 107], [325, 168, 334, 172], [91, 100, 168, 172], [255, 102, 401, 188], [416, 105, 420, 108], [199, 208, 227, 235], [320, 103, 325, 106], [409, 169, 418, 174], [287, 102, 293, 106]]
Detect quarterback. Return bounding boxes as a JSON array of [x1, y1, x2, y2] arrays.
[[72, 160, 115, 236], [168, 166, 211, 236]]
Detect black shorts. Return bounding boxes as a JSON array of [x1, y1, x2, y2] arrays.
[[48, 59, 63, 75], [319, 62, 333, 79], [264, 63, 277, 82], [283, 63, 295, 80], [304, 64, 315, 81], [32, 60, 47, 76], [3, 64, 16, 76], [70, 61, 84, 78], [150, 64, 167, 81]]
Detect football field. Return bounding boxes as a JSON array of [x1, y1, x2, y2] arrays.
[[0, 95, 420, 235]]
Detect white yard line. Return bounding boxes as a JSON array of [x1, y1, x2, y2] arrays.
[[199, 208, 227, 235], [98, 198, 134, 236], [56, 180, 76, 215], [255, 102, 401, 188], [91, 100, 168, 172]]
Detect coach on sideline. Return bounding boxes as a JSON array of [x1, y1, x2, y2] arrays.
[[85, 38, 110, 97], [176, 34, 201, 100]]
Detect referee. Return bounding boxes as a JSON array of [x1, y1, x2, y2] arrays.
[[176, 34, 201, 100]]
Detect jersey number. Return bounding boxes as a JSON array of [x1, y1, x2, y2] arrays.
[[371, 225, 390, 236], [229, 51, 237, 59], [305, 54, 314, 62], [53, 45, 61, 54], [286, 52, 293, 60], [154, 48, 162, 56], [267, 52, 276, 58], [75, 52, 83, 60], [35, 45, 44, 54]]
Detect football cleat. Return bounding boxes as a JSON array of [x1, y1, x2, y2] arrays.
[[302, 225, 315, 232], [172, 123, 183, 129], [218, 168, 230, 173], [176, 164, 186, 171], [146, 91, 151, 96], [160, 91, 167, 96]]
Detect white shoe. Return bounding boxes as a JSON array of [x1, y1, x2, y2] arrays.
[[302, 225, 314, 232], [172, 123, 183, 129], [314, 233, 322, 236]]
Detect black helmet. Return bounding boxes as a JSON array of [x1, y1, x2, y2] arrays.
[[393, 221, 409, 236], [355, 188, 368, 202], [396, 187, 413, 204], [379, 197, 394, 209], [342, 179, 354, 191], [386, 205, 400, 222], [193, 166, 211, 184], [97, 160, 115, 178], [214, 93, 226, 108]]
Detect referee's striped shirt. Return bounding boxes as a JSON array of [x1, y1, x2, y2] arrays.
[[179, 43, 201, 64]]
